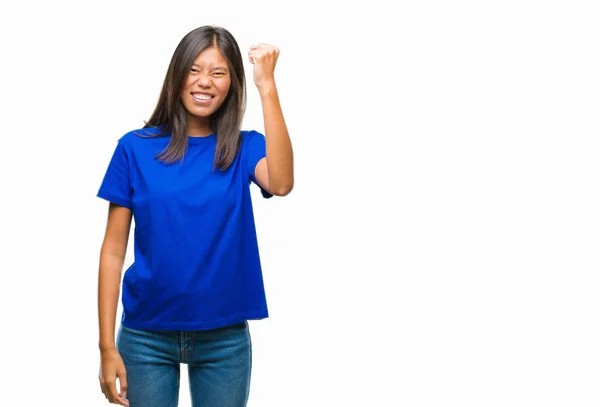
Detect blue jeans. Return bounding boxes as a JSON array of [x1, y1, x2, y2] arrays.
[[116, 321, 252, 407]]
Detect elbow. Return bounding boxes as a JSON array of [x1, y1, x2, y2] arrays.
[[271, 180, 294, 196]]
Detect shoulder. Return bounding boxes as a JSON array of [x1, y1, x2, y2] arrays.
[[240, 129, 265, 144], [117, 126, 166, 148]]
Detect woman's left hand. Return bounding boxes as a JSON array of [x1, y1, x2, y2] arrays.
[[248, 43, 280, 90]]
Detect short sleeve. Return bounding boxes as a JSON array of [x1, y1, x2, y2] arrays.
[[97, 141, 133, 208], [245, 130, 273, 199]]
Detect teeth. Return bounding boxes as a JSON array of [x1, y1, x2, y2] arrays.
[[193, 93, 212, 100]]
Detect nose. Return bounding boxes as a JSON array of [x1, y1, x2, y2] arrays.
[[196, 73, 212, 88]]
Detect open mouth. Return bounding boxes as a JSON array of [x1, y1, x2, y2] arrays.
[[192, 93, 214, 102]]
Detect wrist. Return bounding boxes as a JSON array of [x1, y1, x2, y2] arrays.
[[99, 343, 117, 353], [256, 80, 277, 95]]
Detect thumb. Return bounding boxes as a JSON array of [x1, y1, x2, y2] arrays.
[[118, 372, 128, 397]]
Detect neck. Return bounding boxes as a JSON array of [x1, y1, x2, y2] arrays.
[[187, 114, 212, 137]]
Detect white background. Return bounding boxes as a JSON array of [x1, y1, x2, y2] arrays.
[[1, 0, 598, 406]]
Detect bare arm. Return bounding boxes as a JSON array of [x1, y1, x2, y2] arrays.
[[255, 84, 294, 196], [248, 43, 294, 196], [98, 203, 132, 351]]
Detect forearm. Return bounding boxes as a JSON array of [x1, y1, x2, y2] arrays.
[[98, 252, 125, 352], [259, 83, 294, 195]]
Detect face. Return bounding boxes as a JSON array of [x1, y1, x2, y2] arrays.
[[180, 46, 232, 132]]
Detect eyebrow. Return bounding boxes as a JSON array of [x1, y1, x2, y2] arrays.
[[191, 63, 229, 71]]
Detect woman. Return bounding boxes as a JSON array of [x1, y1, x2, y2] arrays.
[[96, 25, 293, 407]]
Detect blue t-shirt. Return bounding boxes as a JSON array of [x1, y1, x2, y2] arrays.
[[97, 127, 272, 330]]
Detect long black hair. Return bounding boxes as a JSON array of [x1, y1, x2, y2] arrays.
[[143, 25, 246, 170]]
